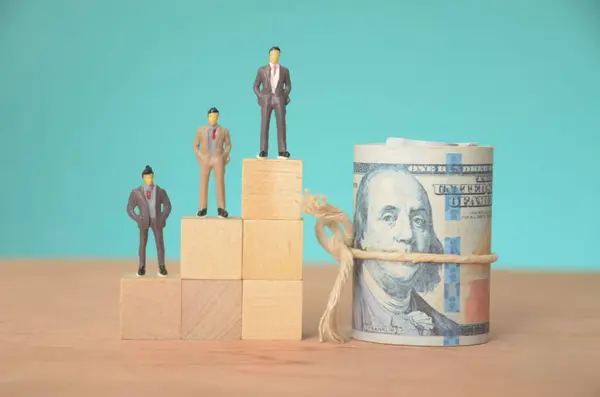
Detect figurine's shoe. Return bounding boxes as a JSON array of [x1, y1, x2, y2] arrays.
[[278, 151, 290, 159], [137, 266, 146, 276], [158, 265, 168, 277], [257, 151, 268, 159], [217, 208, 229, 218], [197, 208, 207, 217]]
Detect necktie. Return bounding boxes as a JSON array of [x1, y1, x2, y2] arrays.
[[146, 189, 151, 200], [212, 128, 217, 140]]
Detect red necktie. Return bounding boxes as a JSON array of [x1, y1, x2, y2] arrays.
[[146, 190, 151, 200], [272, 65, 277, 75], [212, 128, 217, 140]]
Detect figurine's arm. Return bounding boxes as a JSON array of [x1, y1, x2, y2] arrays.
[[253, 69, 262, 97], [223, 128, 231, 157], [126, 191, 140, 223], [161, 189, 172, 221], [284, 68, 292, 97], [193, 127, 203, 153]]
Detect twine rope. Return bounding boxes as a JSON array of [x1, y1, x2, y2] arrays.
[[300, 189, 499, 343]]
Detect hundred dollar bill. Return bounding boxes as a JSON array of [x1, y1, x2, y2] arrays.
[[352, 138, 493, 346]]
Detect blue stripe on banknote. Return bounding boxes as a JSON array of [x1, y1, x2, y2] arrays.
[[445, 153, 462, 221], [444, 237, 461, 314], [443, 336, 460, 346], [444, 237, 461, 346]]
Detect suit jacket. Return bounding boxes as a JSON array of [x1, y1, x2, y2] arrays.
[[253, 64, 292, 106], [193, 125, 231, 165], [353, 272, 462, 337], [407, 289, 461, 336], [127, 185, 171, 229]]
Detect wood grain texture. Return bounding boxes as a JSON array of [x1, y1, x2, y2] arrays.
[[242, 280, 303, 340], [181, 280, 242, 340], [119, 273, 181, 340], [180, 216, 243, 280], [242, 219, 303, 280], [241, 158, 302, 220], [1, 260, 600, 396]]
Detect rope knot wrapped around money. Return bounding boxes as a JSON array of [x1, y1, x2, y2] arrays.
[[301, 189, 499, 343]]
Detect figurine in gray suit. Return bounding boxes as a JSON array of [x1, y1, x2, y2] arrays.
[[126, 165, 172, 277], [253, 46, 292, 160]]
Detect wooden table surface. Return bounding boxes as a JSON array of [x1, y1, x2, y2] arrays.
[[0, 260, 599, 397]]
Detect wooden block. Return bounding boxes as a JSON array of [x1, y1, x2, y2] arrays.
[[241, 159, 302, 220], [242, 219, 303, 280], [242, 280, 303, 340], [180, 216, 243, 280], [120, 274, 181, 340], [181, 280, 242, 340]]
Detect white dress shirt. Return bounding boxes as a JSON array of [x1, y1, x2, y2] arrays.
[[269, 63, 280, 93]]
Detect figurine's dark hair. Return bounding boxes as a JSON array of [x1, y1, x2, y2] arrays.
[[269, 46, 281, 53], [208, 107, 219, 114], [142, 165, 154, 177]]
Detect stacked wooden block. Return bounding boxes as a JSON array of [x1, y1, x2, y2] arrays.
[[120, 159, 303, 341], [239, 159, 303, 340]]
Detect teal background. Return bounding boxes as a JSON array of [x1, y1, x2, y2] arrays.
[[1, 0, 599, 269]]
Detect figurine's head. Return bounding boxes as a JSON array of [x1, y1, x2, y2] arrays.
[[208, 107, 219, 126], [142, 165, 154, 186], [269, 46, 281, 64]]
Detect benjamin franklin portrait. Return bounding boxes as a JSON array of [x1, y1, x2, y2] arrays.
[[352, 164, 460, 337]]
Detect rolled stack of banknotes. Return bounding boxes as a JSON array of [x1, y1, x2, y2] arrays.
[[352, 137, 493, 346]]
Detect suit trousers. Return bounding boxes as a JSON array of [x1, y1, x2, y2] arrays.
[[198, 153, 226, 209], [139, 217, 165, 266], [260, 97, 287, 153]]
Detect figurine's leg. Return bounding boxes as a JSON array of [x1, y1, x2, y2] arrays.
[[259, 103, 273, 155], [138, 227, 149, 275], [274, 103, 287, 155], [151, 219, 167, 276], [214, 160, 226, 212], [198, 163, 211, 210]]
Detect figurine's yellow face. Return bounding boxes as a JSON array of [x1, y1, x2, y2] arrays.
[[269, 49, 280, 64], [142, 174, 154, 186], [208, 112, 219, 126]]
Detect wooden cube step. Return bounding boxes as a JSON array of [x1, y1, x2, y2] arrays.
[[242, 219, 303, 280], [180, 216, 243, 280], [242, 280, 303, 341], [241, 159, 302, 220], [181, 280, 242, 340]]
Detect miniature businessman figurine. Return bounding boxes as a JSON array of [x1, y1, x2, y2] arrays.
[[253, 46, 292, 160], [126, 165, 172, 277], [192, 107, 231, 218]]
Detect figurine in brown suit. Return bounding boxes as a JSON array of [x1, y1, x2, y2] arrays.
[[193, 107, 232, 218], [126, 165, 172, 277]]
